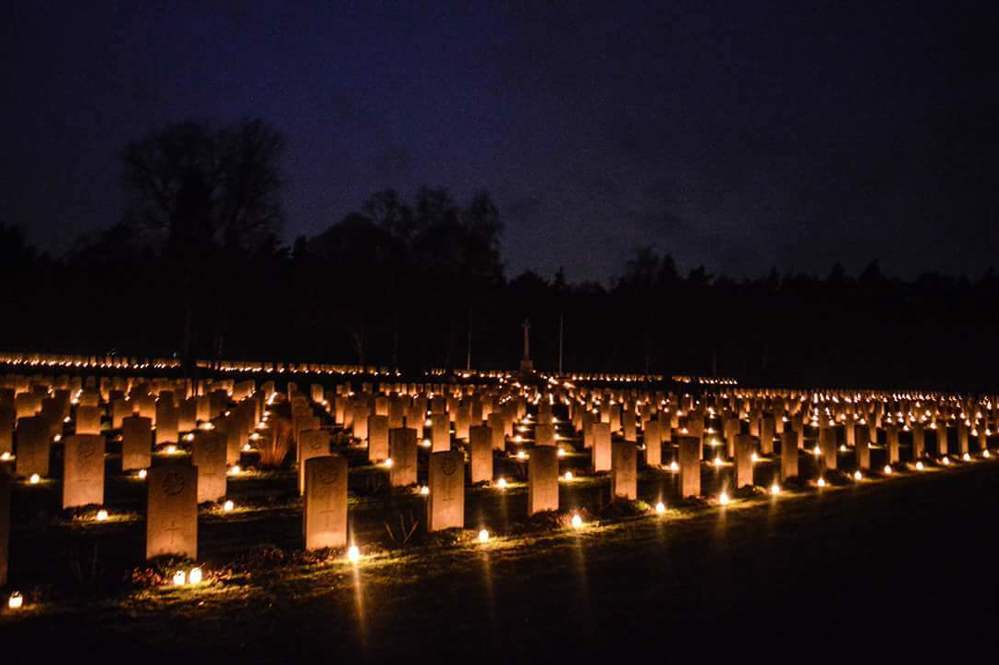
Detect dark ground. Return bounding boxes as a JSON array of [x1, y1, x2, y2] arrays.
[[2, 460, 998, 663]]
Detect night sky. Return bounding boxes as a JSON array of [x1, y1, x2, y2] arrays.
[[3, 1, 998, 283]]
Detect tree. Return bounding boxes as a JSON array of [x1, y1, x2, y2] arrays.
[[121, 119, 284, 256]]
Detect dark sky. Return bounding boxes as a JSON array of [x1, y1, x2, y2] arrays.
[[2, 1, 998, 282]]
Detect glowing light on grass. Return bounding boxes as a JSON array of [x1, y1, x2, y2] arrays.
[[713, 457, 723, 467], [812, 446, 821, 457], [419, 485, 430, 496], [496, 477, 507, 489], [750, 452, 758, 463], [95, 509, 109, 522], [513, 434, 523, 444], [655, 501, 666, 514], [165, 444, 178, 455], [563, 471, 573, 480], [241, 443, 252, 452], [420, 438, 431, 448], [853, 470, 863, 480], [7, 592, 23, 609], [188, 567, 203, 585], [915, 461, 925, 471], [962, 452, 971, 462], [883, 465, 893, 475], [0, 451, 11, 461], [223, 499, 235, 512], [669, 461, 679, 472], [383, 457, 394, 469], [172, 570, 186, 586], [719, 491, 730, 506], [478, 529, 490, 543], [817, 477, 826, 488], [570, 513, 583, 529], [516, 450, 528, 461], [770, 482, 781, 496], [227, 465, 241, 476], [136, 468, 147, 480], [347, 545, 361, 563], [557, 448, 566, 458], [984, 450, 992, 458], [942, 456, 951, 465], [28, 473, 40, 485]]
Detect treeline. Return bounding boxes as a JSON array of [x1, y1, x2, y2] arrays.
[[1, 119, 997, 390]]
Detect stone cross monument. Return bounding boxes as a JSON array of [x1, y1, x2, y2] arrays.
[[519, 318, 534, 373]]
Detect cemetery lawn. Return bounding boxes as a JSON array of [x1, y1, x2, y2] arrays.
[[4, 461, 999, 662]]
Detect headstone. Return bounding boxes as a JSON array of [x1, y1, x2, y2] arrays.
[[122, 415, 153, 471], [644, 419, 662, 467], [216, 416, 242, 466], [911, 422, 925, 459], [611, 440, 638, 500], [389, 427, 418, 486], [75, 405, 102, 435], [819, 425, 837, 471], [352, 401, 369, 441], [936, 423, 949, 456], [855, 424, 871, 470], [622, 409, 637, 442], [15, 415, 50, 477], [146, 463, 198, 560], [487, 413, 506, 450], [528, 445, 559, 514], [469, 425, 493, 484], [62, 434, 105, 508], [760, 415, 776, 455], [0, 405, 13, 456], [591, 422, 612, 472], [298, 429, 331, 494], [0, 472, 7, 585], [535, 423, 556, 447], [430, 413, 450, 452], [780, 429, 798, 480], [303, 455, 348, 550], [178, 398, 197, 432], [886, 423, 900, 464], [427, 450, 465, 531], [111, 398, 132, 429], [678, 435, 701, 498], [155, 399, 179, 445], [367, 414, 389, 462], [735, 433, 754, 488], [192, 431, 227, 503]]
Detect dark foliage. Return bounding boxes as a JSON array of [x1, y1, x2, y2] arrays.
[[2, 121, 998, 390]]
